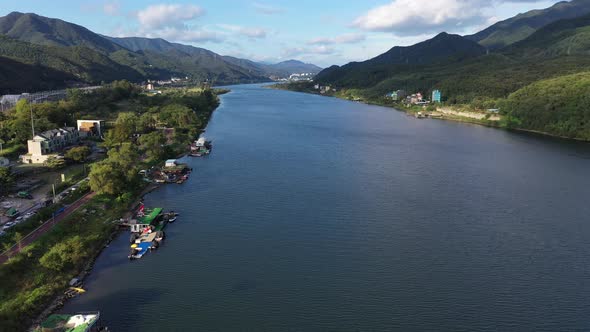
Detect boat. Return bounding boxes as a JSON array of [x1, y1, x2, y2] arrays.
[[34, 311, 106, 332]]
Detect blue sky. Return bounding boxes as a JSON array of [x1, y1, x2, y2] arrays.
[[1, 0, 560, 67]]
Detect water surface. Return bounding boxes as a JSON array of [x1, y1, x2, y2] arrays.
[[64, 84, 590, 331]]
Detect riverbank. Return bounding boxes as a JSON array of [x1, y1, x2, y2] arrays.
[[269, 83, 590, 142], [0, 85, 224, 331]]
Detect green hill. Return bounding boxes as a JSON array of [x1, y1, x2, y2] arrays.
[[0, 12, 123, 53], [501, 71, 590, 140], [315, 33, 487, 89], [106, 36, 271, 83], [0, 55, 76, 93], [465, 0, 590, 49], [0, 35, 143, 84], [503, 12, 590, 57]]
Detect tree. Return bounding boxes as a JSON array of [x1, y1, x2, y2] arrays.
[[88, 160, 126, 196], [139, 131, 166, 161], [159, 104, 198, 129], [39, 236, 86, 271], [0, 167, 13, 195], [65, 146, 91, 163], [103, 112, 138, 148], [44, 156, 65, 169]]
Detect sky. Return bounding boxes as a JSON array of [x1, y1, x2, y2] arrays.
[[0, 0, 561, 67]]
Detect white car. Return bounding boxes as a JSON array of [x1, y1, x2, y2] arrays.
[[15, 216, 24, 222]]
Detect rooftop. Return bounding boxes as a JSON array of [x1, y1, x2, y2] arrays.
[[136, 208, 163, 225], [35, 313, 99, 332]]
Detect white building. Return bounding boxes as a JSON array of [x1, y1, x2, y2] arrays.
[[22, 127, 80, 164]]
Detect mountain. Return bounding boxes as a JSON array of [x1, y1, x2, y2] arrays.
[[0, 55, 76, 94], [315, 33, 485, 88], [267, 60, 322, 75], [314, 10, 590, 103], [221, 58, 322, 78], [0, 12, 322, 91], [106, 36, 271, 83], [108, 36, 322, 78], [369, 32, 486, 66], [0, 12, 123, 53], [0, 34, 143, 84], [502, 12, 590, 57], [466, 0, 590, 49], [0, 12, 277, 88]]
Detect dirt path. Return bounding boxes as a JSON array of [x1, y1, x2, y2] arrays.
[[0, 191, 96, 264]]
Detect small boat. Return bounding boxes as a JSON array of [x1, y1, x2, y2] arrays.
[[168, 216, 177, 223]]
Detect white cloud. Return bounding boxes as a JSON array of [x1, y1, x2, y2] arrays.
[[282, 45, 336, 57], [351, 0, 543, 35], [218, 24, 267, 39], [253, 2, 285, 15], [103, 2, 120, 16], [308, 33, 366, 45], [137, 4, 204, 29], [140, 27, 223, 43]]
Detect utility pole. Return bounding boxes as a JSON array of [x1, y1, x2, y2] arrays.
[[30, 100, 35, 139], [52, 183, 56, 203]]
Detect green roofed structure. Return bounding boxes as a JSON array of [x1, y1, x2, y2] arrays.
[[130, 208, 163, 233], [35, 312, 101, 332], [137, 208, 163, 225]]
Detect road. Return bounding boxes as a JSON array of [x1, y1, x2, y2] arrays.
[[0, 191, 96, 264]]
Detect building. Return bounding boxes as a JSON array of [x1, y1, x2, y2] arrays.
[[407, 92, 424, 104], [388, 89, 407, 101], [165, 159, 177, 168], [21, 127, 80, 164], [77, 120, 105, 137], [432, 90, 442, 103]]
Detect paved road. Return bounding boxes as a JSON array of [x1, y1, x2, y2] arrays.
[[0, 191, 96, 264]]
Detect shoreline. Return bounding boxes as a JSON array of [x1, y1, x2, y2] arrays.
[[26, 89, 224, 330], [29, 182, 161, 330], [269, 84, 590, 143]]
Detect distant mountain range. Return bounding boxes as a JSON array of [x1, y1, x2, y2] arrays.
[[0, 12, 322, 93]]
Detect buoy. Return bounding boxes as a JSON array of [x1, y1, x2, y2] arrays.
[[130, 244, 138, 248]]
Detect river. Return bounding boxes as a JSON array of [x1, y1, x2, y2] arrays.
[[63, 84, 590, 331]]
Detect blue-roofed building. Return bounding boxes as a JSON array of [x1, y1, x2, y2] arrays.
[[432, 90, 442, 103]]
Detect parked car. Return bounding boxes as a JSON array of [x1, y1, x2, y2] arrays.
[[17, 191, 33, 199]]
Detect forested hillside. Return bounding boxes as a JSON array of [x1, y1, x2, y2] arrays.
[[501, 71, 590, 139]]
